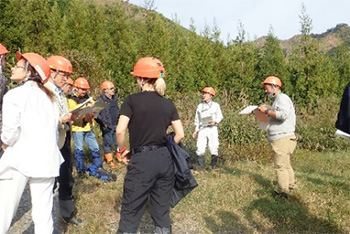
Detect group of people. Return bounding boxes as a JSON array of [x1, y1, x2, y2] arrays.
[[0, 43, 184, 234], [0, 40, 348, 234]]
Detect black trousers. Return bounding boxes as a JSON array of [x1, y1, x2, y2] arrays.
[[118, 147, 175, 233], [58, 130, 75, 219]]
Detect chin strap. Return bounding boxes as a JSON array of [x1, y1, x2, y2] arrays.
[[0, 55, 3, 74]]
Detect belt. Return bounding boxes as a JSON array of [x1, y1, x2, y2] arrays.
[[131, 143, 166, 155]]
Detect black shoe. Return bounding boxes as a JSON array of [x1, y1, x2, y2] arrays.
[[274, 190, 289, 199], [62, 216, 85, 226]]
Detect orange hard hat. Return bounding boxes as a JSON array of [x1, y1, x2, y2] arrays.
[[0, 43, 9, 55], [16, 52, 50, 83], [130, 57, 166, 79], [261, 76, 282, 87], [202, 87, 216, 96], [101, 81, 114, 90], [74, 77, 90, 89], [66, 78, 74, 86], [47, 55, 73, 73]]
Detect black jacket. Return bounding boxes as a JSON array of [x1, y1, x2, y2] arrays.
[[336, 82, 350, 134], [95, 94, 119, 128], [166, 132, 198, 208]]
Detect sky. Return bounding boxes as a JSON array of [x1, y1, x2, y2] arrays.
[[126, 0, 350, 42]]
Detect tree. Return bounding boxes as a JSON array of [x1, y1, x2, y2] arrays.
[[331, 44, 350, 96], [225, 22, 260, 104], [288, 3, 338, 107], [258, 29, 289, 94]]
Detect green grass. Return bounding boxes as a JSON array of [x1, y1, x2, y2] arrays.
[[66, 149, 350, 233]]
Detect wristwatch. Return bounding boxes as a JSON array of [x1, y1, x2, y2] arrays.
[[265, 109, 269, 115]]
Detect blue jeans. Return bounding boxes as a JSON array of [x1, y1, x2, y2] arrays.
[[101, 125, 118, 154], [72, 131, 102, 171]]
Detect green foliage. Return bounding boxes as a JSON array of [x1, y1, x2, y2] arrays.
[[296, 98, 349, 151], [258, 32, 289, 94]]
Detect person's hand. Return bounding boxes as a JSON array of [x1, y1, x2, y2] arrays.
[[84, 112, 95, 123], [258, 104, 268, 113], [122, 150, 130, 164], [61, 113, 75, 124], [192, 131, 198, 139], [71, 112, 79, 121], [2, 144, 7, 151]]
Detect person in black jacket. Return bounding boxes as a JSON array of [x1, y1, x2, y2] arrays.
[[95, 81, 120, 169], [116, 57, 184, 234], [336, 81, 350, 135]]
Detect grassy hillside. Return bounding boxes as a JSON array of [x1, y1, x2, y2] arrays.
[[63, 149, 350, 233]]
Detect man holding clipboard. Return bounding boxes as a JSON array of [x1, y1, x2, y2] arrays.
[[192, 87, 223, 169], [67, 77, 103, 178], [257, 76, 297, 199]]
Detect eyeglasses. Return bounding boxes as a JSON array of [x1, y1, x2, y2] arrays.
[[58, 72, 69, 78]]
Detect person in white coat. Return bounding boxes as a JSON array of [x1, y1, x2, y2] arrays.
[[192, 87, 223, 169], [0, 52, 63, 234]]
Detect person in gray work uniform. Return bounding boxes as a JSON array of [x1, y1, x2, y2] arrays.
[[258, 76, 297, 199]]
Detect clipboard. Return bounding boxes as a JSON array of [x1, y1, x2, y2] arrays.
[[201, 116, 213, 127], [69, 97, 93, 115], [239, 105, 270, 131], [77, 100, 109, 117]]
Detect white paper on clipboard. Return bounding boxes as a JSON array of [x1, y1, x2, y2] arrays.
[[77, 100, 109, 117], [201, 116, 213, 127], [69, 97, 93, 115], [239, 105, 270, 131]]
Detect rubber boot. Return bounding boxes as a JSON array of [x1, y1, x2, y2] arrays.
[[115, 152, 123, 163], [104, 153, 116, 169], [74, 149, 85, 173], [91, 149, 103, 168], [211, 155, 218, 169], [197, 155, 205, 169]]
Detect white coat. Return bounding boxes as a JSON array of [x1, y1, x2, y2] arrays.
[[0, 81, 63, 179]]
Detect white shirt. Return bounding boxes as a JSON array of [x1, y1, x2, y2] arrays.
[[194, 101, 223, 131], [0, 81, 63, 179]]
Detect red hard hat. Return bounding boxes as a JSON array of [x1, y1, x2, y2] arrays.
[[261, 76, 282, 87], [202, 87, 216, 96], [0, 43, 9, 55], [47, 55, 73, 73], [101, 81, 114, 90], [74, 77, 90, 89], [16, 52, 50, 83], [130, 57, 166, 79]]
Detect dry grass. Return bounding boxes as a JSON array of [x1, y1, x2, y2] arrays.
[[65, 148, 350, 233]]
